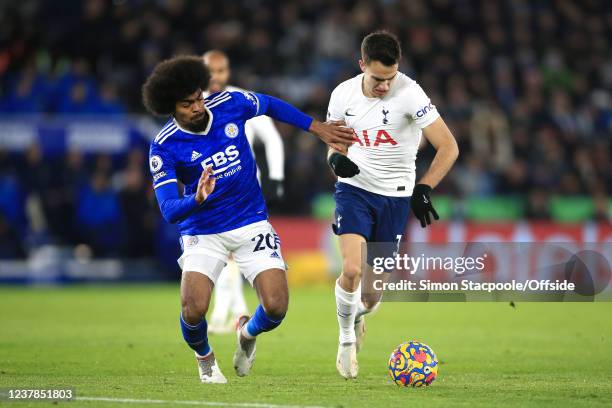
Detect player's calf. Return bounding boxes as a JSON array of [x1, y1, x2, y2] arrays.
[[260, 292, 288, 319], [180, 284, 212, 357], [181, 298, 209, 326], [180, 313, 212, 358], [180, 296, 213, 358], [246, 303, 286, 335], [180, 271, 217, 380], [180, 271, 212, 324], [360, 292, 382, 310], [249, 267, 289, 333], [339, 258, 362, 292]]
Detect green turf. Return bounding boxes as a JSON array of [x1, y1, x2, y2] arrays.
[[0, 284, 611, 407]]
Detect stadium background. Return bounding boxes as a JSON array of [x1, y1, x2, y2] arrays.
[[1, 1, 611, 407], [0, 0, 610, 283]]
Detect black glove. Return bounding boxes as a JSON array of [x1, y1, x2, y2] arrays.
[[328, 152, 360, 178], [410, 184, 439, 228], [265, 179, 285, 203]]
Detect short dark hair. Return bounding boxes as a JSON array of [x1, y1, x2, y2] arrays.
[[142, 56, 210, 116], [361, 31, 401, 66]]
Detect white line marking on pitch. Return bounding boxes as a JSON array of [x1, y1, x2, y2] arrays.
[[76, 396, 330, 408]]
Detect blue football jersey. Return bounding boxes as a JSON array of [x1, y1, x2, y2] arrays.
[[149, 90, 269, 235]]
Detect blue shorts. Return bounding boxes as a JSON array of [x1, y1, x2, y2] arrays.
[[332, 182, 411, 252]]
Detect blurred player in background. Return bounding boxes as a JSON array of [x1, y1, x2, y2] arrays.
[[326, 31, 459, 378], [142, 56, 353, 383], [202, 50, 285, 334]]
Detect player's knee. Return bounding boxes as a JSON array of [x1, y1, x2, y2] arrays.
[[181, 296, 208, 324], [342, 259, 361, 282], [262, 294, 288, 319]]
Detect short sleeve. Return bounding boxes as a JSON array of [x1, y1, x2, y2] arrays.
[[407, 83, 440, 129], [149, 142, 177, 189], [327, 86, 344, 121]]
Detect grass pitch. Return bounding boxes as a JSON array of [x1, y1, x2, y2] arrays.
[[0, 283, 611, 407]]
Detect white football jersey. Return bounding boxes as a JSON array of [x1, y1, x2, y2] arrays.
[[203, 85, 284, 180], [327, 72, 439, 197]]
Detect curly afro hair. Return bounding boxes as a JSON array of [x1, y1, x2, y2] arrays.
[[142, 56, 210, 116]]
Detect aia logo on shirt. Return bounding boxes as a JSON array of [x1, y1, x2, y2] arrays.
[[351, 129, 397, 147]]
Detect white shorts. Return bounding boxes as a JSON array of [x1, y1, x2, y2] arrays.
[[178, 220, 286, 285]]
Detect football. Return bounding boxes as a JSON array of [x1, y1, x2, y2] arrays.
[[388, 340, 439, 387]]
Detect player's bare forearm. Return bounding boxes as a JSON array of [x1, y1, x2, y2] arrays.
[[309, 119, 354, 152], [419, 145, 458, 188], [418, 117, 459, 188], [328, 145, 348, 157]]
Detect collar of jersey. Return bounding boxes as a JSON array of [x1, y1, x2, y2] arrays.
[[172, 105, 214, 135]]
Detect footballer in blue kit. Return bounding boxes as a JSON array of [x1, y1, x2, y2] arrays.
[[149, 90, 274, 236], [142, 56, 354, 383]]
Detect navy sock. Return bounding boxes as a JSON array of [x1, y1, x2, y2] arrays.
[[245, 304, 285, 337], [180, 313, 211, 357]]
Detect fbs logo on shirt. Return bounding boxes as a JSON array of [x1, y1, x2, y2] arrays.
[[200, 145, 240, 172]]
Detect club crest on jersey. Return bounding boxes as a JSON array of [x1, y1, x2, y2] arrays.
[[186, 236, 199, 246], [149, 155, 163, 172], [224, 123, 239, 138], [382, 108, 389, 124]]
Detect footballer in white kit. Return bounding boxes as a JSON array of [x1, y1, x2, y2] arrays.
[[202, 50, 286, 334], [327, 31, 459, 379], [328, 68, 439, 196]]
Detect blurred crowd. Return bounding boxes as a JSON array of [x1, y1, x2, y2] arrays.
[[0, 146, 160, 258], [0, 0, 611, 258]]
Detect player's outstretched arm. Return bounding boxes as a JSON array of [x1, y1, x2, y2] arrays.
[[249, 93, 354, 151], [309, 120, 355, 152], [411, 117, 459, 228]]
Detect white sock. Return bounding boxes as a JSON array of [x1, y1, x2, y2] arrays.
[[355, 299, 381, 321], [210, 263, 233, 326], [335, 279, 361, 344], [240, 325, 255, 340], [195, 349, 213, 359], [229, 261, 248, 317]]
